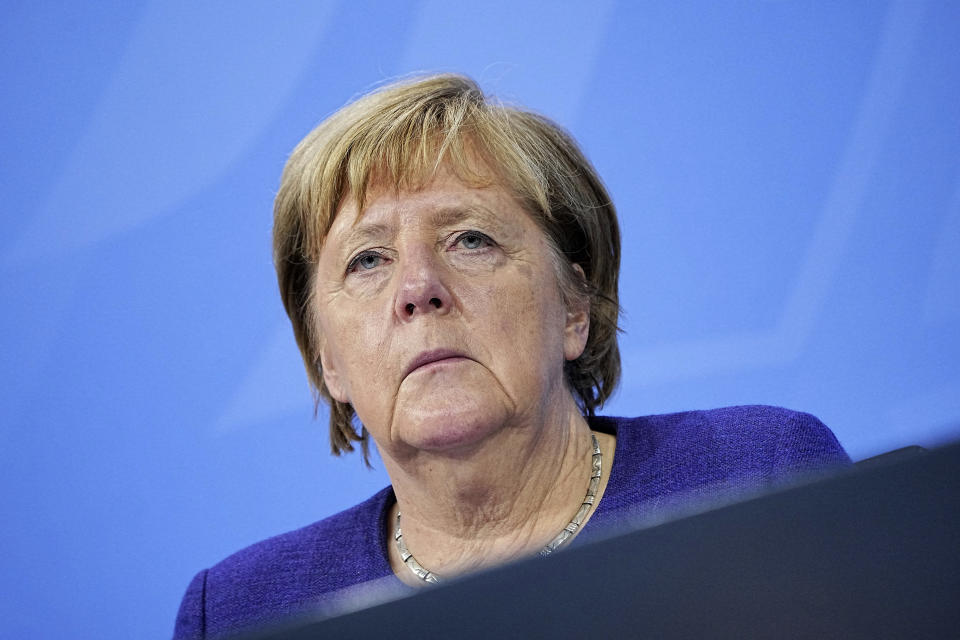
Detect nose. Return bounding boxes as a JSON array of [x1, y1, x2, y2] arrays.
[[394, 246, 454, 321]]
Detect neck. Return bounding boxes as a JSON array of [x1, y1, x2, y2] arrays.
[[382, 398, 608, 580]]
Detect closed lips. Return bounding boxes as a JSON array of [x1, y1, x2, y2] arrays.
[[404, 350, 469, 377]]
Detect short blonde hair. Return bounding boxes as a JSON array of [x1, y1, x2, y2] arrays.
[[273, 73, 621, 461]]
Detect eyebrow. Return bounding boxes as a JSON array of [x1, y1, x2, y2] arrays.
[[430, 206, 478, 229], [337, 204, 509, 259], [430, 205, 510, 234], [342, 221, 394, 251]]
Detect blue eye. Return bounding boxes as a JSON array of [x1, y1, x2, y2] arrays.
[[348, 251, 385, 273], [456, 232, 491, 250]]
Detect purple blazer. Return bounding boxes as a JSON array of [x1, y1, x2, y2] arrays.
[[174, 405, 850, 639]]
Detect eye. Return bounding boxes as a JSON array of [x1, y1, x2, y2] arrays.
[[454, 231, 493, 251], [347, 250, 387, 273]]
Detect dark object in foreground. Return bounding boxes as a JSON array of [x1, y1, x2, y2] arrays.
[[251, 442, 960, 639]]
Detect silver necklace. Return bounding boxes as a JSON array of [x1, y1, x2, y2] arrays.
[[393, 433, 602, 584]]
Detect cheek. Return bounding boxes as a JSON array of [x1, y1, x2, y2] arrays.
[[490, 267, 566, 362], [339, 310, 387, 362], [501, 288, 540, 348], [317, 306, 390, 390]]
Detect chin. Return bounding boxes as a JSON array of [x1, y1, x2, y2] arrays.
[[393, 389, 511, 453]]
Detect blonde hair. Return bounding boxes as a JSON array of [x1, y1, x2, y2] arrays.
[[273, 73, 621, 462]]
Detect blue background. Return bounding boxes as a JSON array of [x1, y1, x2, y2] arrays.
[[2, 1, 959, 637]]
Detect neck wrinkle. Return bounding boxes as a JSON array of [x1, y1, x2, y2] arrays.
[[385, 399, 595, 576]]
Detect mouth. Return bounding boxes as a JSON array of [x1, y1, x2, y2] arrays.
[[404, 349, 471, 378]]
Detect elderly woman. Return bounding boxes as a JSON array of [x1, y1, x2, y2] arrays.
[[174, 74, 849, 638]]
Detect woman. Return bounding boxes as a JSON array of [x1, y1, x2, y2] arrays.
[[174, 74, 849, 638]]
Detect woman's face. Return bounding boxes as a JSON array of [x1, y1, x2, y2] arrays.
[[310, 165, 589, 460]]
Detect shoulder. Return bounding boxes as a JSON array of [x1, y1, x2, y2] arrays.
[[598, 405, 848, 470], [589, 406, 849, 524], [174, 486, 397, 639], [208, 486, 391, 588]]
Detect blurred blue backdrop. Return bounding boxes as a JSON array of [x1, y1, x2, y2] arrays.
[[2, 1, 958, 637]]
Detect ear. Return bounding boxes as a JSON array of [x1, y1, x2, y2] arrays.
[[563, 264, 590, 361], [318, 343, 351, 404]]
